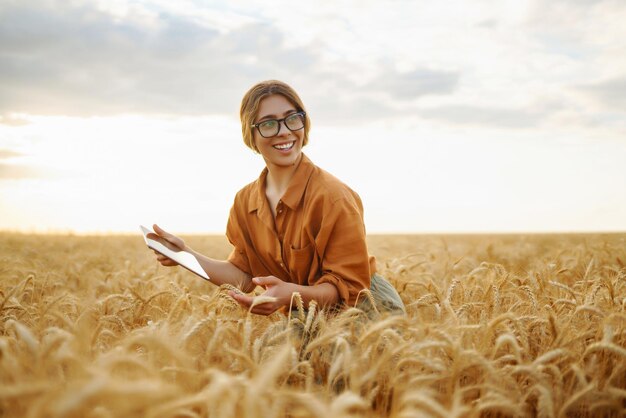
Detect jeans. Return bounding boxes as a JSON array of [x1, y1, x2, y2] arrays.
[[357, 273, 406, 315]]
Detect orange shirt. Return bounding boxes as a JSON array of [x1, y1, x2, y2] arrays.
[[226, 153, 375, 307]]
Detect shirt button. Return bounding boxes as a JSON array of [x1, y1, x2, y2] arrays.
[[278, 209, 283, 214]]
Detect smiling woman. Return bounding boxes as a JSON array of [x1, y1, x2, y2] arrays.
[[151, 80, 405, 316]]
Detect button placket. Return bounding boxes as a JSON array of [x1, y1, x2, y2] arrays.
[[275, 201, 288, 272]]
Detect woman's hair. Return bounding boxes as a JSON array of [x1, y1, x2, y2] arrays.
[[239, 80, 310, 152]]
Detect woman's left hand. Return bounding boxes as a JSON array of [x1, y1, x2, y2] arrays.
[[229, 276, 296, 315]]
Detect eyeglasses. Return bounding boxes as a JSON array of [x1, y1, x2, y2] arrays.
[[251, 111, 306, 138]]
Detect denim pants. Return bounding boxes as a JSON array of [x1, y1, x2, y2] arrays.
[[357, 273, 405, 315]]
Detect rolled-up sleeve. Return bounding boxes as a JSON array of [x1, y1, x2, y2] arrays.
[[226, 204, 252, 276], [311, 196, 371, 307]]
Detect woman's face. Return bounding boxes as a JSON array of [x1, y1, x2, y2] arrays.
[[253, 94, 304, 170]]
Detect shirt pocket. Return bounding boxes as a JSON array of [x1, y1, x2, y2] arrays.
[[286, 243, 315, 282]]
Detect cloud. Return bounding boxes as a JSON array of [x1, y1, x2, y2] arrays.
[[2, 0, 621, 134], [476, 19, 498, 29], [369, 68, 460, 101], [0, 1, 328, 118], [419, 105, 544, 129], [295, 63, 461, 125], [307, 94, 399, 126], [577, 77, 626, 111], [0, 0, 462, 123], [0, 1, 229, 116]]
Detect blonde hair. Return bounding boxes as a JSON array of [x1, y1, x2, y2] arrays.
[[239, 80, 310, 152]]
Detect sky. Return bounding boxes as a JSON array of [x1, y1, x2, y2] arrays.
[[0, 0, 625, 234]]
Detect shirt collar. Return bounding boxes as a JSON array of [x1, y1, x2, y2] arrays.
[[247, 171, 266, 213], [247, 153, 315, 213], [282, 153, 315, 210]]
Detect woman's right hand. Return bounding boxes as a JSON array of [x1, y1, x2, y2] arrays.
[[151, 224, 186, 267]]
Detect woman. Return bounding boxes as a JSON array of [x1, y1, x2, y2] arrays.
[[153, 80, 404, 316]]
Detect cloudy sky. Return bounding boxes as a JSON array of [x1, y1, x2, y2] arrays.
[[1, 0, 625, 234]]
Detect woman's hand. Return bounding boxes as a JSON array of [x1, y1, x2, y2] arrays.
[[151, 224, 187, 267], [229, 276, 296, 315]]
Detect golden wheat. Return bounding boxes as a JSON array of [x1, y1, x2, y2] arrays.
[[1, 233, 625, 417]]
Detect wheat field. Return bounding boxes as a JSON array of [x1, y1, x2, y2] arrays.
[[1, 232, 625, 417]]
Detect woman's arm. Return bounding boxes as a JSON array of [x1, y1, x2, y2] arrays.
[[152, 224, 254, 292], [188, 248, 254, 292]]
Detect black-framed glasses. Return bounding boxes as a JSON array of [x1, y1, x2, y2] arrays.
[[251, 111, 306, 138]]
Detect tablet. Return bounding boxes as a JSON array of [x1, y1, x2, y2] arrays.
[[140, 225, 210, 281]]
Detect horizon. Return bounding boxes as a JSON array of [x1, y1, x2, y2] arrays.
[[2, 228, 625, 237]]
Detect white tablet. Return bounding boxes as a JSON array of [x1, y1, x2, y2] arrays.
[[140, 225, 210, 281]]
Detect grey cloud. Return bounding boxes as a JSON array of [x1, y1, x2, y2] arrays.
[[308, 95, 400, 126], [577, 77, 626, 111], [370, 68, 460, 101], [0, 2, 309, 116], [419, 105, 544, 129], [301, 64, 460, 126], [476, 19, 498, 29], [0, 1, 461, 123], [527, 0, 625, 52]]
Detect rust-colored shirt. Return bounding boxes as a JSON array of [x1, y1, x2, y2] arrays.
[[226, 154, 375, 306]]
